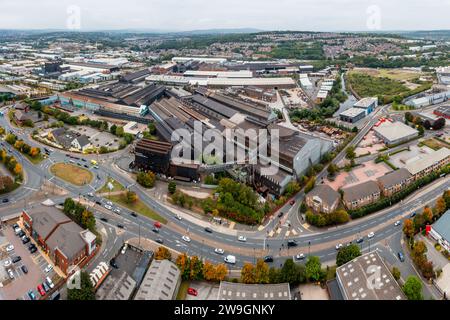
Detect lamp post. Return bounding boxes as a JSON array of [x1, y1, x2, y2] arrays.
[[308, 241, 311, 256]]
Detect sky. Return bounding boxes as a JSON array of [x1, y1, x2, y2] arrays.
[[1, 0, 449, 32]]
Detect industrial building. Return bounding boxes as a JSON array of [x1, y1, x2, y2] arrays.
[[217, 281, 291, 300], [336, 251, 405, 300], [405, 147, 450, 179], [436, 66, 450, 85], [373, 119, 419, 146], [353, 97, 378, 115], [406, 91, 450, 108], [429, 209, 450, 253], [339, 107, 366, 123], [434, 105, 450, 119]]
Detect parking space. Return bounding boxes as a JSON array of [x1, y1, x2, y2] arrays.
[[0, 222, 58, 300], [72, 125, 121, 150], [184, 280, 220, 300]]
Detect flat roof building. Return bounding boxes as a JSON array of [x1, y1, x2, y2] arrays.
[[336, 251, 405, 300], [354, 97, 378, 115], [217, 281, 291, 300], [405, 147, 450, 178], [429, 209, 450, 253], [373, 120, 419, 146], [339, 107, 366, 123]]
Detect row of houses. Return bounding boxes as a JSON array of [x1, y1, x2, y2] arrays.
[[307, 147, 450, 212]]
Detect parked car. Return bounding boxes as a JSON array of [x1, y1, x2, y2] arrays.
[[14, 227, 22, 235], [263, 255, 274, 263], [37, 284, 46, 296], [187, 288, 198, 296], [87, 192, 94, 197], [6, 244, 14, 252], [204, 227, 213, 233], [121, 243, 128, 254], [12, 223, 19, 230], [44, 264, 53, 273], [130, 212, 137, 218], [117, 224, 124, 229], [42, 282, 50, 292], [278, 212, 284, 218], [46, 277, 54, 289], [21, 265, 28, 274], [182, 235, 191, 243], [106, 201, 113, 206], [2, 198, 9, 203], [12, 256, 22, 263], [287, 239, 298, 247], [113, 208, 121, 214], [289, 199, 296, 205], [238, 236, 247, 242], [22, 236, 30, 244], [28, 243, 36, 250], [30, 247, 37, 254], [398, 252, 405, 262], [294, 253, 305, 261], [7, 268, 14, 279], [18, 230, 25, 238], [104, 205, 112, 210], [27, 290, 36, 300], [109, 259, 119, 269], [367, 232, 375, 239], [214, 248, 224, 255]]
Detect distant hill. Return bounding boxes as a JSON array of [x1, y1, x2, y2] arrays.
[[389, 30, 450, 40]]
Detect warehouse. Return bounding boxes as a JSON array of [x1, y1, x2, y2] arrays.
[[373, 120, 419, 146], [339, 107, 366, 123], [183, 70, 253, 78], [353, 97, 378, 115], [206, 77, 296, 89], [434, 105, 450, 119]]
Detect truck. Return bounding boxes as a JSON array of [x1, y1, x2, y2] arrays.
[[224, 255, 236, 264]]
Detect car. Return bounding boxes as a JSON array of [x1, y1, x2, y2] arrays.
[[21, 265, 28, 274], [410, 211, 417, 218], [7, 268, 14, 279], [287, 239, 298, 247], [42, 282, 50, 292], [154, 221, 162, 228], [117, 224, 124, 229], [22, 236, 30, 244], [44, 264, 53, 273], [104, 205, 112, 210], [214, 248, 224, 255], [46, 277, 55, 289], [12, 223, 19, 229], [12, 256, 21, 263], [152, 227, 160, 233], [335, 243, 343, 250], [81, 158, 86, 162], [263, 255, 274, 263], [37, 284, 46, 296], [182, 235, 191, 243], [367, 232, 375, 239], [224, 255, 236, 264], [155, 238, 164, 244], [109, 259, 119, 269], [14, 227, 22, 235], [106, 201, 113, 206], [113, 208, 121, 214], [83, 164, 89, 168], [30, 247, 37, 254], [175, 214, 182, 220], [356, 238, 364, 244], [28, 243, 36, 250], [100, 217, 108, 222], [6, 244, 14, 252], [394, 220, 401, 226], [398, 252, 405, 262], [130, 212, 138, 218], [295, 253, 306, 260], [289, 199, 295, 205], [278, 212, 284, 218], [2, 198, 9, 203], [87, 192, 94, 197], [18, 230, 25, 238], [187, 288, 198, 296], [204, 227, 213, 233], [238, 235, 247, 242], [27, 290, 36, 300], [121, 243, 128, 254], [95, 201, 102, 205]]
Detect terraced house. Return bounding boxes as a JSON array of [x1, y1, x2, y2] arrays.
[[376, 168, 413, 197], [341, 181, 381, 210]]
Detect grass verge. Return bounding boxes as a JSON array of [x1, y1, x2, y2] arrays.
[[50, 162, 93, 186], [98, 178, 125, 193]]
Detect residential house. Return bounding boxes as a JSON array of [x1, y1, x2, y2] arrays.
[[376, 168, 413, 197], [342, 181, 381, 210], [305, 185, 340, 213]]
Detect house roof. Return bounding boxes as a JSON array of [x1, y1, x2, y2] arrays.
[[405, 147, 450, 175], [307, 185, 340, 207], [377, 168, 412, 189], [45, 221, 87, 260], [342, 180, 380, 203], [217, 281, 291, 300], [26, 206, 70, 240], [432, 209, 450, 243], [74, 135, 90, 148]]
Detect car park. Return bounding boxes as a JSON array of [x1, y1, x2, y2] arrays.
[[214, 248, 224, 255], [182, 235, 191, 243], [263, 255, 274, 263], [238, 236, 247, 242], [44, 264, 53, 273], [367, 232, 375, 239], [287, 239, 298, 247]]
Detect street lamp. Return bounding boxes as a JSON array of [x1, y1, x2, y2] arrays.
[[308, 241, 311, 256]]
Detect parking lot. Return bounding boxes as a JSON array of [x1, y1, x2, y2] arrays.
[[0, 221, 58, 300], [72, 125, 121, 150]]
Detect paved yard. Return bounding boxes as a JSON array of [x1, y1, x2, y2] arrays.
[[389, 145, 435, 169], [355, 130, 386, 157], [184, 280, 220, 300], [73, 125, 121, 149], [297, 284, 330, 300]]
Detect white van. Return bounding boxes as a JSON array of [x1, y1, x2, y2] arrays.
[[224, 255, 236, 264]]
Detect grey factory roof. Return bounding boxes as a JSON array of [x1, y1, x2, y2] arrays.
[[432, 209, 450, 243], [377, 168, 412, 189], [354, 97, 377, 109], [217, 281, 291, 300], [405, 147, 450, 175], [134, 259, 181, 300], [95, 271, 136, 300], [340, 107, 365, 118], [191, 94, 237, 119], [342, 180, 380, 203], [336, 251, 405, 300], [373, 121, 418, 142], [306, 185, 340, 207]]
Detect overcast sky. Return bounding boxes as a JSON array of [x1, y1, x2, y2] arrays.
[[1, 0, 449, 31]]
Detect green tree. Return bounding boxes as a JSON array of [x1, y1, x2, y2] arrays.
[[125, 190, 138, 203], [136, 171, 156, 188], [168, 181, 177, 194], [391, 267, 401, 282], [67, 271, 96, 300], [336, 244, 361, 266], [305, 256, 322, 282], [402, 276, 423, 300], [345, 146, 356, 160], [254, 259, 270, 284]]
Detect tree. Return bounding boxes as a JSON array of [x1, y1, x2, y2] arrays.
[[155, 246, 172, 261], [214, 264, 228, 282], [67, 271, 96, 300], [336, 244, 361, 266], [202, 261, 216, 281], [345, 146, 356, 160], [417, 125, 424, 136], [29, 147, 40, 158], [241, 262, 256, 284], [189, 256, 204, 280], [434, 197, 446, 217], [402, 219, 415, 238], [115, 126, 124, 137], [422, 206, 433, 223], [402, 276, 423, 300], [444, 190, 450, 210], [305, 256, 322, 282], [136, 171, 156, 188], [304, 176, 316, 194], [13, 163, 22, 176], [176, 253, 190, 280], [278, 259, 305, 285], [125, 190, 138, 203], [254, 259, 270, 284], [109, 124, 117, 135], [81, 210, 96, 232], [327, 163, 338, 176], [391, 267, 401, 282], [168, 181, 177, 194]]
